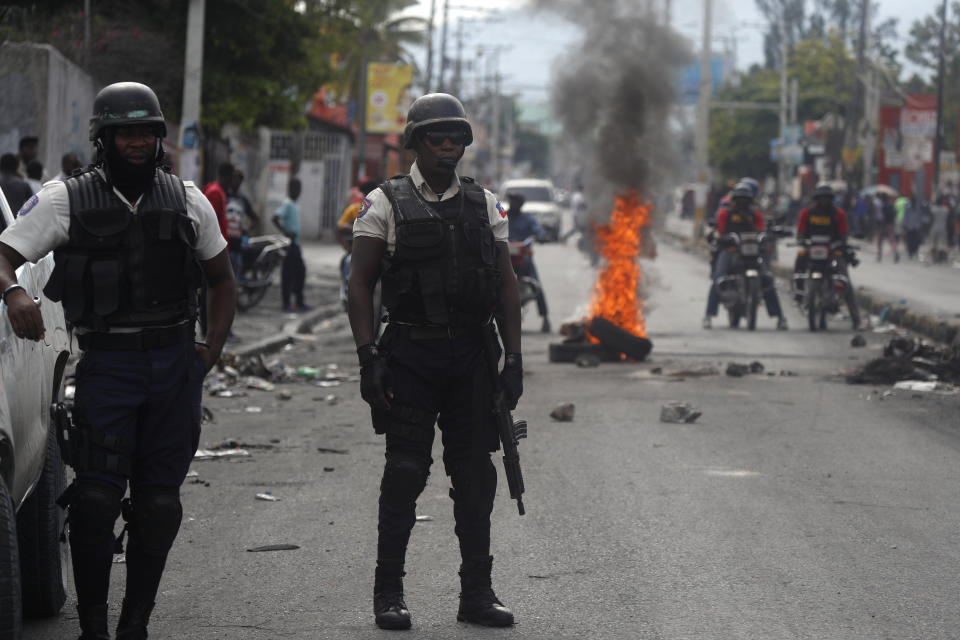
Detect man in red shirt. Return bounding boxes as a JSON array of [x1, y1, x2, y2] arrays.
[[703, 183, 786, 329], [793, 183, 860, 328], [202, 162, 233, 242]]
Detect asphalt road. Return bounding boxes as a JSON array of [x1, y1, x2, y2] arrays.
[[24, 232, 960, 639]]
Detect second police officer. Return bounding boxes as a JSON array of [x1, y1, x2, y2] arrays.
[[0, 82, 235, 639], [347, 93, 523, 630]]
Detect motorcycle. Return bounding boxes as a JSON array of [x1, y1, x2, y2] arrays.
[[793, 235, 859, 331], [714, 231, 772, 330], [508, 237, 545, 319], [236, 234, 290, 312]]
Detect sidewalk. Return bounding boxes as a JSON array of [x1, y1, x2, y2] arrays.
[[662, 216, 960, 342]]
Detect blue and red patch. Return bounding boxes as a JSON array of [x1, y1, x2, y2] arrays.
[[17, 194, 39, 218], [495, 200, 507, 218], [357, 197, 372, 219]]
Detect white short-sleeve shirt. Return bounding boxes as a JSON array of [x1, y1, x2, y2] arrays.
[[352, 161, 508, 253], [1, 168, 226, 263]]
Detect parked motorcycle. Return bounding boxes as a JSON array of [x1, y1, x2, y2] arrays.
[[236, 234, 290, 312], [793, 235, 860, 331], [714, 231, 772, 330], [508, 237, 545, 320]]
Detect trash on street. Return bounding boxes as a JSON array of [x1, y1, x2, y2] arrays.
[[415, 515, 434, 522], [194, 447, 251, 460], [550, 403, 575, 421], [244, 406, 262, 413], [317, 447, 349, 454], [246, 376, 275, 391], [277, 389, 293, 400], [892, 380, 939, 392], [247, 544, 300, 552], [255, 492, 281, 501], [660, 402, 702, 423], [851, 335, 867, 347]]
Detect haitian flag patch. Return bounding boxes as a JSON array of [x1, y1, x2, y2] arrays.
[[495, 201, 506, 218]]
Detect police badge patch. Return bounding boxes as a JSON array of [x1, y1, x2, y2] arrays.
[[17, 194, 39, 218], [357, 197, 372, 219]]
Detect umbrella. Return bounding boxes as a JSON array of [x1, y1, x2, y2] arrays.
[[861, 184, 899, 198]]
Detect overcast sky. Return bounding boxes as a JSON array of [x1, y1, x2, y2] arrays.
[[402, 0, 937, 104]]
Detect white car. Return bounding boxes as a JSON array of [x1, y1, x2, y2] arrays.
[[0, 186, 72, 638], [500, 178, 562, 242]]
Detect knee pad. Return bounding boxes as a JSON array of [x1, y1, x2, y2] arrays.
[[68, 480, 123, 552], [380, 453, 430, 509], [129, 487, 182, 556]]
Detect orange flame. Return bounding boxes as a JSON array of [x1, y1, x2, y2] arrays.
[[588, 190, 651, 339]]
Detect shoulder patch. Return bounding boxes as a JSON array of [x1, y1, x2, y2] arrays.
[[17, 194, 39, 218], [357, 197, 372, 219], [495, 201, 507, 218]]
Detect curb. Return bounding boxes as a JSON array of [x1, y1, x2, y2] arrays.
[[659, 228, 960, 347], [228, 301, 345, 358]]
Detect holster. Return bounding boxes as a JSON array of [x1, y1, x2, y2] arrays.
[[54, 402, 133, 477]]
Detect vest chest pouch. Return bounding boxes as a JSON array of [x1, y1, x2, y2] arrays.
[[396, 217, 446, 259], [73, 207, 130, 248]]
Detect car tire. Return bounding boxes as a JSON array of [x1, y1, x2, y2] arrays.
[[588, 316, 653, 361], [17, 424, 68, 618], [0, 475, 23, 640]]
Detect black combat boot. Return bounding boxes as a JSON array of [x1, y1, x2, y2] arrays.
[[77, 603, 110, 640], [456, 556, 514, 627], [115, 599, 154, 640], [373, 562, 411, 630]]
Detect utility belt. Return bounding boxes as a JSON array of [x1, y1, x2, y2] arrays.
[[77, 322, 194, 351], [388, 319, 491, 340]]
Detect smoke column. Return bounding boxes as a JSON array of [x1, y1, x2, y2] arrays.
[[536, 0, 692, 217]]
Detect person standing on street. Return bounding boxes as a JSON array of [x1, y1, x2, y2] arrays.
[[0, 81, 235, 640], [203, 161, 233, 243], [506, 193, 551, 332], [0, 152, 34, 215], [348, 93, 522, 630], [56, 151, 83, 182], [876, 192, 899, 262], [272, 177, 311, 311]]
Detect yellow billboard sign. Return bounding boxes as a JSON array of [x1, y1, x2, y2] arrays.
[[366, 62, 414, 134]]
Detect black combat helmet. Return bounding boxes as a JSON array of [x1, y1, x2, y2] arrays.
[[402, 93, 473, 149], [813, 183, 835, 199], [731, 182, 754, 201], [89, 82, 167, 142]]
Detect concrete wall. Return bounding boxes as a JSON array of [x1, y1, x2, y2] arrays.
[[0, 43, 97, 175]]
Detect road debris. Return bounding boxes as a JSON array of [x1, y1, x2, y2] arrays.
[[660, 402, 702, 423], [193, 447, 250, 460], [550, 403, 575, 421], [255, 492, 281, 501], [851, 334, 867, 347], [892, 380, 939, 392], [246, 544, 300, 552], [847, 335, 960, 385], [317, 447, 349, 454], [245, 376, 275, 391], [415, 515, 434, 522], [726, 362, 764, 377], [244, 406, 262, 413], [277, 389, 293, 400], [666, 366, 719, 378]]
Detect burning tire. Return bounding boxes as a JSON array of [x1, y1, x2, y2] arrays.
[[548, 342, 619, 364], [588, 316, 652, 361]]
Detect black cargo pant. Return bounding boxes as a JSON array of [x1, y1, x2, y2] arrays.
[[372, 326, 500, 569]]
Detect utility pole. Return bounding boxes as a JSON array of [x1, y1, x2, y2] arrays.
[[83, 0, 91, 71], [425, 0, 436, 93], [861, 0, 876, 189], [438, 0, 450, 92], [664, 0, 672, 26], [778, 8, 788, 196], [790, 77, 798, 125], [933, 0, 948, 195], [357, 59, 368, 180], [454, 18, 464, 97], [492, 51, 501, 190], [179, 0, 205, 184], [693, 0, 713, 239]]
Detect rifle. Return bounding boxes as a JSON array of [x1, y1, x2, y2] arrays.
[[480, 328, 528, 515]]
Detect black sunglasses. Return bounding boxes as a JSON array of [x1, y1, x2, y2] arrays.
[[421, 129, 468, 146]]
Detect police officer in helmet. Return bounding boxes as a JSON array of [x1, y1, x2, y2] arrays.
[[0, 82, 236, 639], [348, 93, 522, 630]]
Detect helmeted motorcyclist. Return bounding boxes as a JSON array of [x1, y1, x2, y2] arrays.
[[703, 182, 787, 330], [793, 182, 860, 328], [507, 193, 550, 332]]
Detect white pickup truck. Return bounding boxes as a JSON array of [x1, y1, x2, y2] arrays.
[[0, 186, 72, 639]]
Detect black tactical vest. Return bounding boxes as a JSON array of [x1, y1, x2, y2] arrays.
[[805, 204, 837, 238], [724, 206, 758, 233], [379, 175, 499, 327], [43, 168, 202, 330]]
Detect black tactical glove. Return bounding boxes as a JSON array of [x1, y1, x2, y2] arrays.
[[358, 343, 392, 411], [500, 352, 523, 410]]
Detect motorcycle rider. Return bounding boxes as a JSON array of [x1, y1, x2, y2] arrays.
[[703, 182, 787, 329], [793, 183, 860, 329], [506, 193, 551, 333]]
